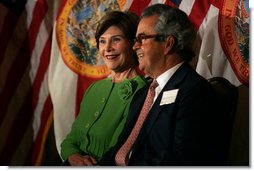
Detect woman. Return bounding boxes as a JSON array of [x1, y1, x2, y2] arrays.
[[60, 11, 147, 166]]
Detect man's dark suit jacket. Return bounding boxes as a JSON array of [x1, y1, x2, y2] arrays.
[[99, 62, 229, 166]]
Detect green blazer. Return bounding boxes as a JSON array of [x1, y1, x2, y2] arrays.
[[61, 75, 147, 161]]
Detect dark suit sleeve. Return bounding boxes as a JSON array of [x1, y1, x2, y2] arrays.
[[162, 79, 224, 165], [98, 146, 117, 166]]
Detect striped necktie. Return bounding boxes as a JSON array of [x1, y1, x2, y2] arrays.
[[115, 79, 158, 166]]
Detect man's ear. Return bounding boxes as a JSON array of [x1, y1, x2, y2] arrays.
[[164, 35, 175, 55]]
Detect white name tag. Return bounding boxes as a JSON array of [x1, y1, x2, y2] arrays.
[[160, 89, 179, 106]]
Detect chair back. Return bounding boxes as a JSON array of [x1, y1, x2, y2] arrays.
[[208, 77, 238, 164]]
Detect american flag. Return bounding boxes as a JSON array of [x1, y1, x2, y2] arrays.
[[0, 0, 248, 165], [0, 0, 61, 165]]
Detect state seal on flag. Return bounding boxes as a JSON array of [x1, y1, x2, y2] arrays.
[[219, 0, 249, 85], [56, 0, 124, 78]]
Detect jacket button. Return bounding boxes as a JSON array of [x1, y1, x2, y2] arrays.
[[94, 111, 99, 117], [101, 98, 106, 103]]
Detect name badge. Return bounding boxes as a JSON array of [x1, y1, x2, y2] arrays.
[[160, 89, 179, 106]]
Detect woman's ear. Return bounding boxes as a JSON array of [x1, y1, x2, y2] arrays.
[[164, 35, 175, 55]]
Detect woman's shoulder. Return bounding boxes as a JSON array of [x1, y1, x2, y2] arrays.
[[90, 77, 112, 87], [131, 75, 148, 85], [84, 78, 112, 95]]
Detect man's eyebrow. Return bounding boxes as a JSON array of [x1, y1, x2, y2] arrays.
[[136, 32, 146, 36]]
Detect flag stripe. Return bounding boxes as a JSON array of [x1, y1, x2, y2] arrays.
[[0, 0, 47, 126], [0, 63, 51, 164], [32, 96, 53, 165], [0, 0, 28, 65], [150, 0, 166, 5], [0, 1, 36, 76], [129, 0, 151, 15], [211, 0, 222, 9], [30, 0, 62, 164], [29, 23, 53, 84], [0, 9, 31, 94], [197, 4, 220, 39], [0, 40, 31, 125], [56, 0, 68, 21], [32, 34, 52, 136], [27, 1, 55, 163], [33, 34, 52, 115], [178, 0, 195, 15], [0, 65, 31, 154], [0, 10, 18, 65], [188, 0, 212, 30], [0, 0, 54, 165], [122, 0, 133, 10], [0, 89, 34, 163], [10, 118, 34, 165], [165, 0, 177, 7]]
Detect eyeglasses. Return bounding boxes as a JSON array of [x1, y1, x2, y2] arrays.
[[134, 34, 167, 44]]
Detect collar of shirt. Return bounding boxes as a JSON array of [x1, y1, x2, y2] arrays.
[[153, 62, 184, 102]]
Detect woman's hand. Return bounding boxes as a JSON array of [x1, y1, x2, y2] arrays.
[[68, 153, 97, 166]]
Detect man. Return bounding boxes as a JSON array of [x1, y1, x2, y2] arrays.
[[99, 4, 228, 166]]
